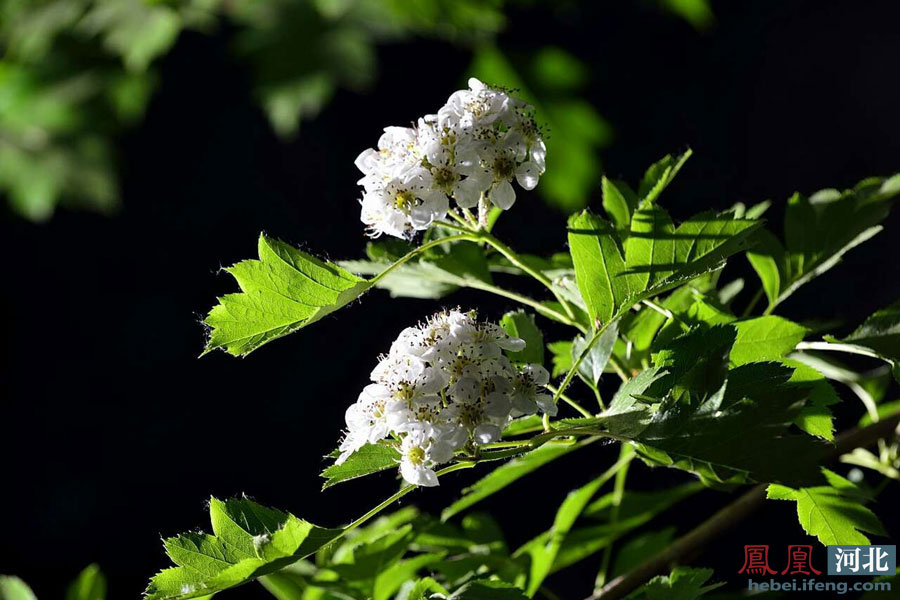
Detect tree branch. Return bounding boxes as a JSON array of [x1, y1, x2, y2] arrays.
[[589, 413, 900, 600]]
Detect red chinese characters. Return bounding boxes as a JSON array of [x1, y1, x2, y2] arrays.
[[739, 545, 777, 575], [781, 545, 821, 575]]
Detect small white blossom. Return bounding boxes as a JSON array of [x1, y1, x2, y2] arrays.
[[354, 79, 546, 238], [335, 309, 555, 486]]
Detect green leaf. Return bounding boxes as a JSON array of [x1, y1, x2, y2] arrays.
[[66, 565, 105, 600], [568, 211, 636, 327], [767, 469, 887, 545], [341, 239, 491, 300], [785, 359, 839, 441], [321, 442, 400, 489], [748, 175, 900, 312], [145, 496, 342, 600], [637, 150, 693, 205], [398, 577, 450, 600], [500, 311, 544, 365], [828, 300, 900, 382], [625, 566, 722, 600], [524, 467, 620, 596], [602, 177, 638, 230], [0, 578, 36, 600], [607, 328, 827, 486], [449, 580, 528, 599], [373, 553, 446, 600], [547, 340, 574, 378], [567, 207, 761, 330], [204, 234, 371, 357], [442, 444, 580, 521], [611, 527, 676, 578], [572, 319, 620, 388], [729, 316, 807, 366]]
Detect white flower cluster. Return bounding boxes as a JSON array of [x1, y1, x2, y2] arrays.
[[336, 309, 555, 487], [355, 78, 547, 238]]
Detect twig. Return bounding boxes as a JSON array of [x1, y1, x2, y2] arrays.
[[588, 413, 900, 600]]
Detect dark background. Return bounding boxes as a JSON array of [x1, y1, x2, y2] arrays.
[[2, 1, 900, 597]]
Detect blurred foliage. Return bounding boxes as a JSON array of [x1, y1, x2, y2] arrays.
[[0, 0, 710, 221]]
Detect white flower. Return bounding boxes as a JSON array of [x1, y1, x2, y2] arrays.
[[354, 79, 546, 237], [509, 364, 556, 417], [335, 309, 555, 486], [398, 424, 454, 487], [360, 173, 449, 239], [446, 376, 512, 444]]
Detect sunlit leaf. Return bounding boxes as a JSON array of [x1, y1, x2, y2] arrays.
[[767, 469, 886, 545], [204, 234, 372, 356], [146, 497, 342, 600], [321, 442, 401, 489]]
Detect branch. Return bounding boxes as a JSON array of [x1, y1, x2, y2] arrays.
[[589, 413, 900, 600]]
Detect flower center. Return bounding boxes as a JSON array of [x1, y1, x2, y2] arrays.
[[432, 166, 458, 192], [407, 446, 426, 465], [493, 155, 515, 181], [394, 190, 416, 212]]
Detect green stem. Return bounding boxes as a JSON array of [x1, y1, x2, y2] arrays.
[[477, 230, 578, 321], [370, 233, 478, 285], [741, 288, 764, 318], [466, 280, 583, 330], [608, 354, 630, 383], [545, 383, 594, 418], [596, 445, 634, 588], [794, 341, 884, 361], [553, 320, 616, 405], [342, 462, 475, 535]]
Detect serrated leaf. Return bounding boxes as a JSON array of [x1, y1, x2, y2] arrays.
[[784, 359, 839, 441], [321, 442, 400, 489], [0, 578, 36, 600], [547, 340, 573, 378], [500, 311, 544, 365], [748, 175, 900, 312], [606, 328, 826, 486], [568, 207, 761, 331], [442, 444, 580, 521], [637, 150, 693, 205], [729, 316, 807, 365], [767, 469, 887, 546], [568, 211, 637, 327], [145, 496, 342, 600], [827, 300, 900, 382], [629, 366, 825, 486], [66, 565, 106, 600], [572, 319, 620, 388], [204, 234, 371, 357], [625, 566, 722, 600], [602, 176, 638, 230]]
